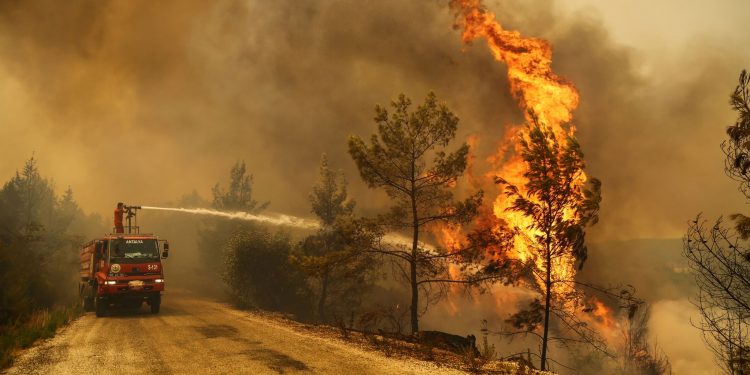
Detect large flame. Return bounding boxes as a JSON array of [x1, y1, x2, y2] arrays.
[[448, 0, 584, 297], [432, 0, 622, 351]]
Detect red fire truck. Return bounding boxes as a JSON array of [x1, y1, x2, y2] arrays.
[[78, 205, 169, 317]]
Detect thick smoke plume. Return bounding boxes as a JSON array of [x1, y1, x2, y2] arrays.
[[0, 0, 745, 241], [0, 0, 748, 373]]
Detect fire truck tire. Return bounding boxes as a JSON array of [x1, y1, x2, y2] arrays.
[[149, 295, 161, 314], [95, 294, 107, 317], [82, 295, 94, 312], [79, 285, 91, 312]]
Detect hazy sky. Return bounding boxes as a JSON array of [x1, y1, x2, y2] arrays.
[[0, 0, 748, 241], [1, 2, 747, 373], [561, 0, 750, 51]]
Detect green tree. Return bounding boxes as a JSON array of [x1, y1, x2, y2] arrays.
[[723, 70, 750, 237], [8, 157, 55, 233], [309, 155, 355, 227], [0, 157, 88, 319], [496, 117, 601, 371], [198, 161, 269, 273], [211, 161, 268, 212], [348, 92, 482, 333], [294, 155, 376, 322], [223, 227, 311, 318]]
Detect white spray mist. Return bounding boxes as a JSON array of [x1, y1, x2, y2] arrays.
[[141, 206, 320, 230], [140, 206, 429, 249]]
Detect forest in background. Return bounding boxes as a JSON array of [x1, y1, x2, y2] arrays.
[[0, 157, 105, 367]]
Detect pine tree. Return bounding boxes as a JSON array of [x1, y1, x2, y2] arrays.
[[348, 92, 482, 333], [199, 161, 269, 273], [497, 116, 601, 370], [295, 155, 375, 322]]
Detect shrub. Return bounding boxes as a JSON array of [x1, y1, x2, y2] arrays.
[[223, 226, 312, 319]]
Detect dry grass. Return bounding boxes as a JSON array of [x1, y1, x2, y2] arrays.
[[250, 309, 556, 374], [0, 304, 81, 369], [462, 335, 496, 372]]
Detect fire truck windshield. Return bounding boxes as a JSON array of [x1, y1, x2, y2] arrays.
[[110, 239, 159, 262]]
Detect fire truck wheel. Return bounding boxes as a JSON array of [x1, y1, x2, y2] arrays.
[[81, 295, 94, 312], [149, 295, 161, 314], [95, 294, 107, 317]]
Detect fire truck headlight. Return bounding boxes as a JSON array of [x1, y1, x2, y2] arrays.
[[105, 280, 116, 285], [155, 279, 164, 283]]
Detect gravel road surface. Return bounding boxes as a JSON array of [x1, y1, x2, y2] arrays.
[[3, 291, 465, 375]]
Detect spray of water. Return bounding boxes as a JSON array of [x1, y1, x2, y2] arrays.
[[140, 206, 430, 249], [141, 206, 320, 230]]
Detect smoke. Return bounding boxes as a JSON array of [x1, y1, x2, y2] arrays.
[[0, 0, 745, 240], [649, 299, 715, 374], [0, 0, 747, 372]]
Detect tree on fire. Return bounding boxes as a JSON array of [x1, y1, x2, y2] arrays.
[[292, 155, 378, 323], [496, 116, 602, 371], [684, 70, 750, 375], [348, 92, 483, 333]]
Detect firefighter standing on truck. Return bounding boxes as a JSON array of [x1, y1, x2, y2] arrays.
[[114, 202, 125, 233]]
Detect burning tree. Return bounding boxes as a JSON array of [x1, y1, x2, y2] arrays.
[[445, 1, 655, 371], [496, 117, 602, 370], [348, 92, 483, 333], [684, 70, 750, 375]]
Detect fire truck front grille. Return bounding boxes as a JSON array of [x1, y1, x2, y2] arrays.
[[125, 272, 160, 276]]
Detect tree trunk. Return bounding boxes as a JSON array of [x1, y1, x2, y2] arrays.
[[410, 231, 419, 334], [410, 157, 420, 334], [318, 268, 329, 323], [540, 237, 552, 371], [409, 202, 419, 333]]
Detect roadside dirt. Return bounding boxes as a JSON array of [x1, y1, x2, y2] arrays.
[[2, 291, 469, 375]]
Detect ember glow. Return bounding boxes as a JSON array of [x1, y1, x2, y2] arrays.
[[585, 299, 622, 345], [592, 300, 615, 329]]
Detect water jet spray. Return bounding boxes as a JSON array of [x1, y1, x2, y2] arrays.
[[140, 206, 320, 230], [137, 205, 428, 249]]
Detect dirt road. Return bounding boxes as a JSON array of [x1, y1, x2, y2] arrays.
[[3, 291, 465, 375]]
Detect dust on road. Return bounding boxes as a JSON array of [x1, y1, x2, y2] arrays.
[[3, 291, 466, 375]]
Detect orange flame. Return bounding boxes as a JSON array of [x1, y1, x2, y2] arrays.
[[592, 300, 614, 328], [584, 298, 621, 346], [433, 0, 622, 343], [450, 0, 585, 297], [451, 0, 579, 128], [438, 223, 467, 316]]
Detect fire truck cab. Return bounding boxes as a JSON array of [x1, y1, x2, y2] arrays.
[[79, 223, 169, 317]]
